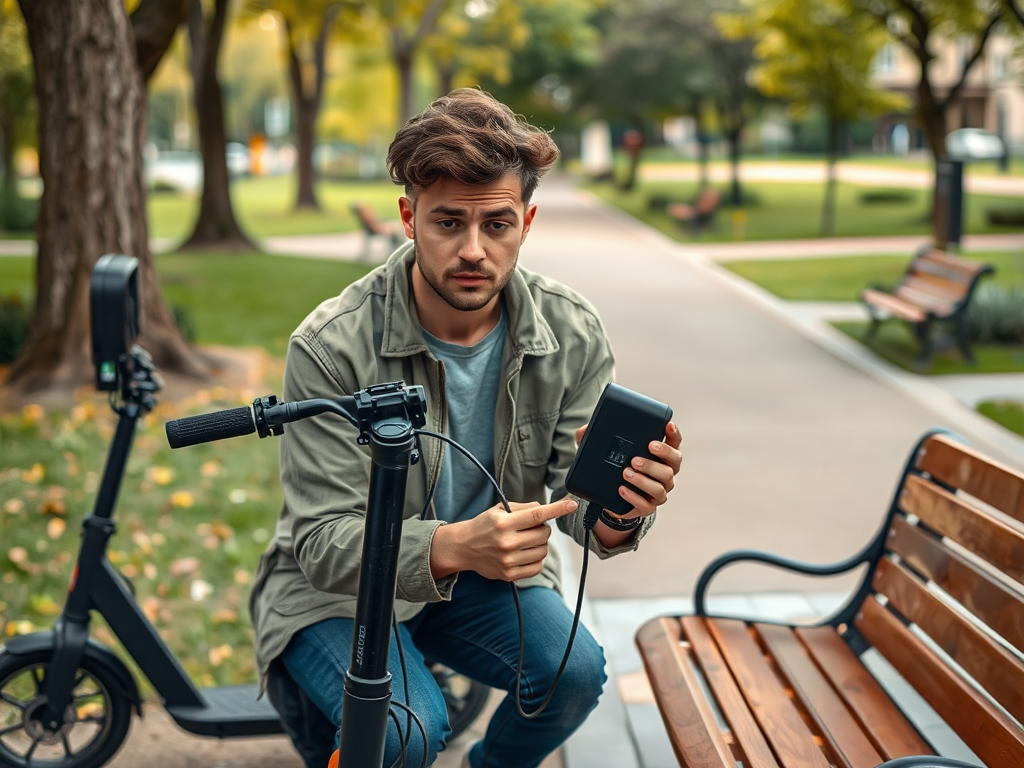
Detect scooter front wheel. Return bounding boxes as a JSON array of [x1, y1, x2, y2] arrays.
[[0, 649, 132, 768]]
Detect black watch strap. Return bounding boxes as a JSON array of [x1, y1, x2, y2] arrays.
[[598, 510, 643, 531]]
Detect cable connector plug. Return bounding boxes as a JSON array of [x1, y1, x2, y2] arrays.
[[582, 500, 602, 531]]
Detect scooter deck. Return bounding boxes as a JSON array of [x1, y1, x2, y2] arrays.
[[166, 684, 286, 738]]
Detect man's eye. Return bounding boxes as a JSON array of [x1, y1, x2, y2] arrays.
[[489, 222, 509, 232], [438, 220, 457, 229]]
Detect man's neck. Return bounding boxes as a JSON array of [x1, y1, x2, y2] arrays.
[[412, 265, 502, 346]]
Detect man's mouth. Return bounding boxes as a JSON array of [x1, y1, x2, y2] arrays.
[[451, 272, 491, 286]]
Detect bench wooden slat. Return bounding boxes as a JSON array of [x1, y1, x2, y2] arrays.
[[756, 624, 882, 768], [873, 558, 1024, 722], [636, 618, 737, 768], [796, 626, 933, 760], [860, 289, 929, 322], [855, 596, 1024, 768], [900, 473, 1024, 583], [707, 619, 831, 768], [681, 617, 781, 768], [917, 434, 1024, 525], [892, 284, 955, 316], [887, 516, 1024, 654], [916, 251, 990, 280], [901, 273, 971, 304]]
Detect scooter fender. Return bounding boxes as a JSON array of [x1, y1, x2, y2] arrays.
[[3, 630, 144, 716]]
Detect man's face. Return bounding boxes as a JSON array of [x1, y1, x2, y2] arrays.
[[399, 173, 537, 313]]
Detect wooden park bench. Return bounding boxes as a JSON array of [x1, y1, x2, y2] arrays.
[[637, 430, 1024, 768], [860, 248, 994, 369], [667, 187, 721, 235], [350, 202, 405, 259]]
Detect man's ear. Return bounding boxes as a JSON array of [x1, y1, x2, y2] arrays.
[[521, 203, 538, 244], [398, 196, 416, 240]]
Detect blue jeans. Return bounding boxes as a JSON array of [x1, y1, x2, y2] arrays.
[[282, 571, 607, 768]]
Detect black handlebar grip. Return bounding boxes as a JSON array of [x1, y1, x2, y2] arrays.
[[166, 406, 255, 449]]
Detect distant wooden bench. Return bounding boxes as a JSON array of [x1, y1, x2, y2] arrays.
[[667, 187, 721, 235], [637, 430, 1024, 768], [350, 202, 405, 259], [860, 247, 994, 369]]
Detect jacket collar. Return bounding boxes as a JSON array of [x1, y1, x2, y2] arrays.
[[380, 243, 559, 359]]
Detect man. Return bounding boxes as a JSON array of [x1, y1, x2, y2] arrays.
[[250, 88, 683, 768]]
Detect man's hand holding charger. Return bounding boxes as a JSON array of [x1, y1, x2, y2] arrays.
[[430, 383, 682, 581]]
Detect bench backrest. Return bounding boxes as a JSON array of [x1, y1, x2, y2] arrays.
[[696, 187, 721, 216], [350, 203, 382, 235], [892, 249, 994, 316], [854, 433, 1024, 766]]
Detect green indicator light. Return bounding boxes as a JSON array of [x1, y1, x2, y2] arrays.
[[100, 361, 117, 382]]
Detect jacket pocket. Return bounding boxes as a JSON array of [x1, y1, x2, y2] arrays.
[[514, 410, 559, 467]]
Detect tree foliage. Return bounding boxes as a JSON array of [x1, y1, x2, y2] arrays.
[[723, 0, 909, 233]]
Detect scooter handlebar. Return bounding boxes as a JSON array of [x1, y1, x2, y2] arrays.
[[165, 406, 255, 449]]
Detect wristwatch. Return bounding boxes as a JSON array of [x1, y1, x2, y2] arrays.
[[598, 509, 643, 531]]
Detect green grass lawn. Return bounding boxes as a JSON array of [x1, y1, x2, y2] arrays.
[[977, 400, 1024, 437], [832, 320, 1024, 375], [0, 253, 374, 358], [722, 251, 1024, 302], [587, 177, 1024, 243], [0, 390, 285, 688], [148, 175, 404, 243]]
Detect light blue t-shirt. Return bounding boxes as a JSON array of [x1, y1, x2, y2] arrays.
[[422, 308, 507, 523]]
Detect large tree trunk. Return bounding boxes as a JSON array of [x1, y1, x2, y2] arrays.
[[726, 127, 742, 206], [5, 0, 210, 402], [287, 6, 338, 211], [180, 0, 254, 251], [821, 117, 840, 237], [395, 45, 415, 125]]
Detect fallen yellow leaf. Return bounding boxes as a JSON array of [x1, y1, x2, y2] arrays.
[[142, 596, 161, 623], [143, 563, 158, 580], [131, 531, 153, 555], [169, 491, 194, 508], [39, 499, 67, 516], [46, 518, 66, 539], [21, 404, 45, 425], [21, 464, 44, 484], [168, 557, 201, 577], [212, 522, 234, 540], [3, 498, 25, 515], [8, 547, 28, 564], [200, 461, 222, 478], [146, 466, 175, 486], [212, 609, 238, 624]]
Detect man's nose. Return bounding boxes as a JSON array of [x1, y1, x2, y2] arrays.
[[458, 229, 485, 262]]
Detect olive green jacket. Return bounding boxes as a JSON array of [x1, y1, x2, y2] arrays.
[[249, 243, 654, 684]]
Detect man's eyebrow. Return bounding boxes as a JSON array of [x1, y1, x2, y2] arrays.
[[427, 205, 520, 220]]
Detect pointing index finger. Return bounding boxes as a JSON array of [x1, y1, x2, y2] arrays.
[[511, 498, 578, 529]]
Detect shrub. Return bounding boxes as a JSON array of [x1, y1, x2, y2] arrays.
[[967, 282, 1024, 343], [0, 293, 31, 364], [859, 190, 914, 205], [987, 208, 1024, 227], [0, 184, 38, 233]]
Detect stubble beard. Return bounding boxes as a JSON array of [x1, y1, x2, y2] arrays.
[[413, 240, 516, 312]]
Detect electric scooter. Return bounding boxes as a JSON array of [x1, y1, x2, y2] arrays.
[[0, 254, 487, 768]]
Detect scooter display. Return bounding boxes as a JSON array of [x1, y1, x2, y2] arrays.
[[0, 255, 487, 768]]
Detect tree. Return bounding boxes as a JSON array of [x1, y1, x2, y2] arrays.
[[375, 0, 450, 124], [181, 0, 257, 250], [847, 0, 1003, 237], [724, 0, 908, 235], [5, 0, 209, 402], [248, 0, 370, 211], [423, 0, 529, 97]]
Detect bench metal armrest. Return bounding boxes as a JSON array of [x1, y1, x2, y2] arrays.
[[694, 547, 874, 616], [875, 757, 982, 768]]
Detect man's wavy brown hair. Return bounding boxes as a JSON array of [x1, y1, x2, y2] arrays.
[[387, 88, 559, 204]]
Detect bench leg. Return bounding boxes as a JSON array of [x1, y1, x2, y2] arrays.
[[913, 321, 933, 371], [865, 315, 881, 341], [954, 316, 977, 364]]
